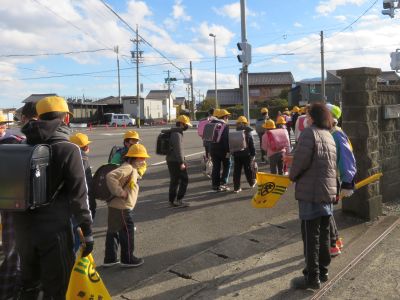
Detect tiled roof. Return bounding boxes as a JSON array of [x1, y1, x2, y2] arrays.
[[146, 90, 174, 100], [174, 97, 186, 105], [94, 96, 121, 105], [240, 72, 294, 86], [378, 71, 400, 83], [205, 89, 241, 106], [22, 93, 58, 103]]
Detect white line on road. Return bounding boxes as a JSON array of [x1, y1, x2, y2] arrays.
[[150, 151, 204, 166]]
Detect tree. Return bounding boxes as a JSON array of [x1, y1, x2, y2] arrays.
[[199, 98, 216, 111]]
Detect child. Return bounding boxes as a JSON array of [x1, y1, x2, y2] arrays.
[[262, 119, 290, 175], [103, 144, 150, 268]]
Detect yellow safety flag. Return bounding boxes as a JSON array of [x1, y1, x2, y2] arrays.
[[66, 251, 112, 300], [252, 172, 292, 208]]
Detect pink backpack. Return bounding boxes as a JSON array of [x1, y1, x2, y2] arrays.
[[262, 129, 289, 152], [197, 119, 210, 138], [298, 116, 306, 132]]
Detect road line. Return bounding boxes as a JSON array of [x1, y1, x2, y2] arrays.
[[150, 151, 204, 166]]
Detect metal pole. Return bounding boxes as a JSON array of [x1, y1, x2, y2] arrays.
[[115, 46, 121, 104], [190, 61, 195, 120], [321, 30, 326, 102], [213, 36, 218, 108], [136, 25, 141, 127], [167, 70, 171, 122], [240, 0, 250, 120]]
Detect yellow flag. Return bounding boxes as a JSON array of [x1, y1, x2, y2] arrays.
[[252, 172, 292, 208], [66, 252, 112, 300]]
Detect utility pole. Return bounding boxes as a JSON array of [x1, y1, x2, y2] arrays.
[[167, 70, 171, 122], [240, 0, 250, 119], [320, 30, 326, 102], [114, 46, 121, 104], [190, 61, 195, 120], [131, 25, 143, 127]]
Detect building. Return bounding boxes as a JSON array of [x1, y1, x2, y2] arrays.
[[239, 72, 295, 106], [378, 71, 400, 85], [145, 90, 176, 121], [174, 97, 188, 116], [204, 89, 242, 108]]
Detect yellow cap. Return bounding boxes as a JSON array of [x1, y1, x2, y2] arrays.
[[69, 133, 91, 148], [262, 119, 276, 129], [215, 109, 231, 118], [236, 116, 248, 124], [212, 108, 220, 117], [36, 96, 72, 117], [124, 130, 140, 140], [261, 107, 268, 114], [125, 144, 150, 158], [300, 106, 307, 114], [276, 116, 286, 125], [0, 114, 12, 124], [177, 115, 192, 127], [292, 106, 300, 113]]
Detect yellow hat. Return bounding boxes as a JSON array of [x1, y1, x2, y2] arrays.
[[0, 114, 12, 124], [177, 115, 192, 127], [124, 130, 140, 140], [276, 116, 286, 125], [36, 96, 72, 117], [236, 116, 248, 124], [283, 110, 290, 116], [215, 109, 231, 118], [300, 106, 307, 114], [292, 106, 300, 113], [213, 108, 220, 117], [262, 119, 276, 129], [261, 107, 268, 114], [69, 133, 91, 148], [125, 144, 150, 158]]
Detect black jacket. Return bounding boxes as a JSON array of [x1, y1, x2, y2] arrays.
[[81, 150, 96, 219], [209, 119, 230, 157], [166, 127, 184, 164], [233, 125, 256, 157], [13, 119, 93, 236]]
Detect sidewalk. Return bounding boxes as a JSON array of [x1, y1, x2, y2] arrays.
[[115, 202, 399, 300]]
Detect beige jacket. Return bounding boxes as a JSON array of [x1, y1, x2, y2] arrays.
[[106, 162, 139, 210]]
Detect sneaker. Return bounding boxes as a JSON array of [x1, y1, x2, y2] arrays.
[[319, 273, 328, 282], [169, 200, 178, 207], [291, 276, 321, 290], [251, 182, 257, 188], [212, 186, 222, 192], [103, 260, 120, 267], [233, 188, 242, 193], [330, 245, 341, 257], [174, 199, 190, 208], [220, 185, 231, 191], [120, 256, 144, 268], [336, 238, 344, 249]]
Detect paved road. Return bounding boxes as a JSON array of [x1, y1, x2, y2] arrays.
[[74, 126, 299, 296]]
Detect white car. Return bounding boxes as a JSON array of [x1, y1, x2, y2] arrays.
[[104, 113, 136, 127]]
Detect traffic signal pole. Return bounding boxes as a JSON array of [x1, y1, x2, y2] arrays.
[[240, 0, 250, 120]]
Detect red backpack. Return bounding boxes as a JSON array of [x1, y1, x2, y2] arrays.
[[265, 129, 289, 152]]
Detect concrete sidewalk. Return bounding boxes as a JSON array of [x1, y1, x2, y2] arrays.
[[114, 196, 399, 300]]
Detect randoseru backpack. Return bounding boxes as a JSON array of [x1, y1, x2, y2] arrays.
[[197, 119, 210, 138], [156, 130, 171, 155], [264, 129, 289, 152], [0, 144, 63, 211], [203, 122, 226, 143], [229, 130, 247, 153], [108, 145, 123, 163]]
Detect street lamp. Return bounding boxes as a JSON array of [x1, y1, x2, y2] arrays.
[[209, 33, 218, 108]]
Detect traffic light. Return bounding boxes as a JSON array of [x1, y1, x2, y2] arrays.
[[237, 42, 252, 66], [390, 49, 400, 71], [382, 0, 397, 18]]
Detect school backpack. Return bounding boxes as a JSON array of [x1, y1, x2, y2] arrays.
[[0, 144, 58, 211], [255, 119, 266, 135], [229, 130, 247, 153], [197, 119, 210, 138], [298, 116, 307, 132], [156, 130, 171, 155], [203, 122, 226, 143], [108, 145, 123, 163], [262, 129, 289, 152]]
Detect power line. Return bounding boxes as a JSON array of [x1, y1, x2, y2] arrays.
[[0, 48, 112, 58]]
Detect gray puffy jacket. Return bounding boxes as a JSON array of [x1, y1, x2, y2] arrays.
[[289, 125, 337, 204]]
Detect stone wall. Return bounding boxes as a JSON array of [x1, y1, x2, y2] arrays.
[[337, 67, 400, 220]]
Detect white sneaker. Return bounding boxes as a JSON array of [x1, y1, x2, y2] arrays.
[[233, 188, 242, 193]]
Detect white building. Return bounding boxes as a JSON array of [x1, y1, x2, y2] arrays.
[[145, 90, 176, 121]]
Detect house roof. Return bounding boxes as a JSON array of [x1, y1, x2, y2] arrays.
[[146, 90, 174, 100], [378, 71, 400, 83], [206, 89, 241, 106], [240, 72, 294, 86], [174, 97, 186, 105], [22, 93, 58, 103], [94, 96, 121, 105]]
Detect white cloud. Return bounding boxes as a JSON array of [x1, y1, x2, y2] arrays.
[[213, 2, 256, 22], [294, 22, 303, 28], [334, 15, 347, 22], [172, 0, 191, 21], [316, 0, 367, 16]]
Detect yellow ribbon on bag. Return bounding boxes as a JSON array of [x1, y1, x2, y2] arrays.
[[252, 172, 292, 208], [66, 251, 112, 300]]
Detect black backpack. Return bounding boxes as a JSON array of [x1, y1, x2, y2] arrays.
[[108, 145, 123, 164], [92, 164, 119, 201], [156, 130, 171, 155]]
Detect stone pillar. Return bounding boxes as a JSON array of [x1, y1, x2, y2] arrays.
[[336, 67, 382, 220]]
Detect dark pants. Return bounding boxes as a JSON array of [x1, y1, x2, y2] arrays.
[[301, 216, 331, 281], [167, 161, 189, 203], [269, 152, 284, 175], [105, 208, 135, 264], [258, 134, 266, 161], [233, 155, 255, 190], [211, 155, 231, 188], [15, 228, 74, 300], [329, 216, 339, 247]]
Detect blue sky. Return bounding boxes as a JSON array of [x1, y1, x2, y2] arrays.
[[1, 0, 400, 108]]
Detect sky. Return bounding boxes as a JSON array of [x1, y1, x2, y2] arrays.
[[1, 0, 400, 108]]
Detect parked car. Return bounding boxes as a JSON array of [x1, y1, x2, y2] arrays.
[[104, 113, 136, 127]]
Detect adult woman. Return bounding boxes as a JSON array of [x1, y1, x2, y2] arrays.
[[286, 103, 337, 289]]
